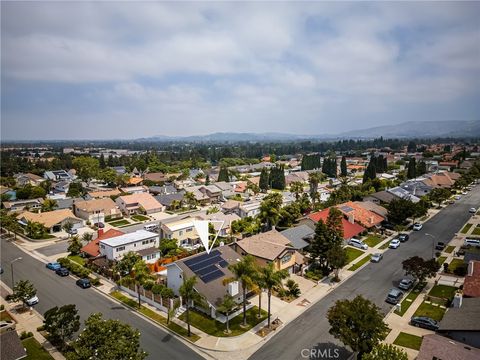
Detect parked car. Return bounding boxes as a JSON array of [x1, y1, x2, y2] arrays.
[[448, 199, 455, 204], [435, 242, 446, 250], [398, 278, 414, 290], [0, 320, 16, 334], [462, 191, 468, 195], [410, 316, 439, 330], [94, 222, 105, 228], [76, 278, 91, 289], [46, 262, 61, 270], [412, 223, 423, 231], [455, 195, 461, 200], [469, 208, 477, 213], [55, 267, 69, 277], [389, 239, 401, 249], [348, 238, 368, 250], [381, 221, 395, 230], [25, 295, 39, 306], [465, 239, 480, 247], [398, 233, 410, 242], [386, 288, 404, 305], [371, 253, 383, 263], [68, 228, 78, 235]]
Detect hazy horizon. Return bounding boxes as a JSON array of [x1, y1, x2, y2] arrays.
[[2, 2, 480, 140]]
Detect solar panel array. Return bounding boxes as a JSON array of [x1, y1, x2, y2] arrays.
[[184, 250, 228, 283], [340, 205, 354, 213]]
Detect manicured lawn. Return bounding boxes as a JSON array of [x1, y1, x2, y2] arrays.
[[393, 332, 423, 351], [22, 337, 54, 360], [131, 214, 150, 222], [345, 247, 364, 263], [179, 307, 267, 337], [363, 235, 383, 248], [472, 226, 480, 235], [106, 217, 123, 223], [437, 256, 447, 265], [448, 258, 465, 273], [110, 291, 200, 342], [444, 246, 455, 254], [0, 310, 13, 321], [413, 301, 446, 321], [379, 241, 390, 250], [461, 223, 473, 234], [428, 285, 457, 300], [120, 222, 140, 228], [394, 283, 425, 316], [348, 255, 371, 271], [67, 255, 85, 266], [109, 219, 130, 227]]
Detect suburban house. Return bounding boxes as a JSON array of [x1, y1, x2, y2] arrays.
[[149, 184, 178, 195], [0, 331, 27, 360], [197, 212, 241, 237], [212, 181, 235, 199], [166, 245, 243, 320], [463, 261, 480, 298], [364, 190, 400, 204], [3, 198, 43, 212], [143, 172, 170, 184], [198, 185, 222, 203], [438, 297, 480, 348], [160, 216, 200, 250], [99, 229, 160, 263], [238, 201, 262, 218], [354, 201, 388, 219], [336, 201, 384, 229], [112, 166, 127, 175], [116, 193, 164, 215], [17, 209, 84, 233], [154, 190, 186, 209], [73, 198, 121, 224], [232, 229, 302, 274], [417, 334, 480, 360], [88, 188, 121, 199], [387, 186, 421, 203], [401, 179, 433, 197], [44, 170, 74, 181], [184, 186, 211, 205], [81, 229, 125, 258], [119, 186, 148, 194], [53, 180, 70, 194], [14, 172, 45, 187], [221, 200, 242, 215], [280, 225, 314, 252], [299, 208, 366, 240], [423, 171, 460, 189]]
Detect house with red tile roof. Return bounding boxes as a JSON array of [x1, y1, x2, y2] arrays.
[[336, 201, 384, 229], [464, 260, 480, 298], [299, 208, 365, 240], [81, 229, 124, 258]]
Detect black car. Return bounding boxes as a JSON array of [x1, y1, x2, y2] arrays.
[[398, 233, 409, 242], [381, 221, 395, 230], [55, 267, 69, 277], [410, 316, 439, 330], [76, 278, 91, 289], [435, 242, 446, 250]]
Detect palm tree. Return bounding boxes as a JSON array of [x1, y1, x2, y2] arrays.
[[82, 232, 93, 243], [217, 294, 237, 334], [179, 275, 204, 337], [289, 181, 304, 200], [41, 198, 57, 212], [259, 193, 282, 231], [252, 268, 266, 318], [184, 192, 197, 209], [308, 172, 323, 203], [260, 263, 288, 328], [161, 287, 176, 324], [120, 259, 155, 308], [226, 255, 257, 327]]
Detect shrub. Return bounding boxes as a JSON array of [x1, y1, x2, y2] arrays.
[[36, 325, 45, 332], [443, 263, 449, 273], [5, 294, 13, 301], [20, 331, 33, 339], [454, 264, 468, 276], [435, 251, 441, 258], [90, 277, 101, 286], [0, 304, 4, 311]]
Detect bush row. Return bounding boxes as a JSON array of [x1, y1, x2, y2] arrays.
[[57, 257, 91, 278]]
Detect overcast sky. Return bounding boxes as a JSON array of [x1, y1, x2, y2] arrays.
[[2, 1, 479, 140]]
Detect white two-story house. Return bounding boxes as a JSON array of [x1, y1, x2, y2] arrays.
[[160, 216, 200, 250], [99, 230, 160, 263]]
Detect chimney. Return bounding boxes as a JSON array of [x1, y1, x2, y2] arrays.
[[348, 213, 355, 224], [452, 292, 463, 308], [98, 228, 104, 237]]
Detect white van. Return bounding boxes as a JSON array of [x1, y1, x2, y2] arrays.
[[144, 223, 158, 231], [464, 238, 480, 247]]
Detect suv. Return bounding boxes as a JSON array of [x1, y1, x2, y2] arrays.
[[398, 278, 414, 290], [398, 233, 409, 242], [76, 278, 91, 289], [386, 288, 404, 304], [465, 239, 480, 247], [55, 267, 69, 277], [389, 239, 401, 249], [348, 238, 368, 250], [469, 208, 477, 213], [46, 262, 61, 270], [410, 316, 439, 330], [25, 295, 39, 306], [371, 253, 383, 263], [412, 223, 423, 231], [435, 242, 446, 250]]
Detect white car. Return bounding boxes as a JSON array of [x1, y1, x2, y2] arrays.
[[25, 295, 39, 306], [389, 239, 401, 249], [455, 195, 461, 200], [462, 191, 468, 195], [348, 238, 368, 250], [413, 223, 423, 231], [371, 253, 383, 263], [469, 208, 477, 214]]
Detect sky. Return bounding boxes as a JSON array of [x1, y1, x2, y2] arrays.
[[1, 1, 480, 140]]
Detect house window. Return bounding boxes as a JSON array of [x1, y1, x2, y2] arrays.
[[116, 246, 125, 252], [179, 230, 183, 236], [100, 244, 105, 249], [186, 227, 192, 232], [142, 240, 148, 245], [150, 239, 155, 243], [281, 253, 292, 264]]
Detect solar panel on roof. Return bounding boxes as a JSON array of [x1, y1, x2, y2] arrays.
[[187, 255, 223, 272], [184, 250, 220, 266], [340, 205, 354, 213], [219, 260, 228, 268], [196, 264, 219, 276], [201, 269, 224, 283]]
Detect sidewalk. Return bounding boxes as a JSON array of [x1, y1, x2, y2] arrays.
[[0, 281, 65, 360]]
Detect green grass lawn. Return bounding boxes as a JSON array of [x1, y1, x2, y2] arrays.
[[437, 256, 447, 265], [106, 216, 124, 223], [413, 301, 446, 321], [448, 258, 465, 273], [119, 222, 140, 228], [22, 337, 54, 360], [394, 283, 425, 316], [428, 285, 457, 300], [379, 241, 390, 250], [67, 255, 85, 266], [179, 307, 267, 337], [348, 255, 371, 271], [472, 226, 480, 235], [345, 247, 364, 263], [109, 219, 130, 227], [461, 223, 473, 234], [363, 235, 383, 248], [110, 291, 200, 342], [444, 246, 455, 254], [393, 332, 423, 351], [0, 310, 13, 321], [131, 214, 150, 222]]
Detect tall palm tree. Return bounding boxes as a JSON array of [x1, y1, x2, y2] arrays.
[[217, 294, 237, 334], [184, 192, 197, 209], [179, 275, 204, 337], [308, 172, 322, 203], [259, 193, 282, 231], [253, 268, 266, 319], [120, 259, 155, 308], [225, 255, 257, 326], [260, 263, 289, 328], [289, 181, 304, 200]]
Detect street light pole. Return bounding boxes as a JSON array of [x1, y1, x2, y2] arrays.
[[425, 233, 435, 259], [10, 257, 22, 287]]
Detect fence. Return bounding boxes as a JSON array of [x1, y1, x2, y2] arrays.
[[119, 285, 173, 312]]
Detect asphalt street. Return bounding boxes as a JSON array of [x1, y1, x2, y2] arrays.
[[250, 187, 480, 360], [35, 240, 69, 257], [0, 239, 204, 360]]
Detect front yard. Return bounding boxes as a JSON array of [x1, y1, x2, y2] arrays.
[[131, 214, 150, 222], [179, 306, 267, 337], [461, 223, 473, 234], [393, 332, 423, 351], [444, 246, 455, 254], [395, 282, 425, 316], [108, 219, 130, 227], [22, 337, 54, 360], [67, 255, 85, 266], [363, 235, 383, 248], [447, 258, 465, 273], [345, 247, 364, 263], [348, 255, 371, 271], [437, 256, 447, 265], [472, 225, 480, 235], [413, 300, 446, 321], [428, 285, 457, 300]]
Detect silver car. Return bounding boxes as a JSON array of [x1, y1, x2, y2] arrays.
[[371, 253, 383, 263]]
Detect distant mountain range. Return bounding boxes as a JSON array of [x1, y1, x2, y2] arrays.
[[139, 120, 480, 142]]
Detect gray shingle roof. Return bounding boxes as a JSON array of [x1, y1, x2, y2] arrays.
[[439, 298, 480, 331], [0, 331, 27, 360], [280, 225, 313, 250]]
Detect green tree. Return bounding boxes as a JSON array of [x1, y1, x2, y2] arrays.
[[179, 275, 204, 337], [226, 255, 257, 327], [25, 221, 47, 239], [160, 287, 176, 325], [247, 181, 260, 195], [428, 188, 451, 207], [72, 156, 100, 183], [270, 165, 286, 190], [308, 172, 322, 203], [67, 182, 84, 197], [363, 157, 377, 183], [62, 221, 74, 236], [67, 235, 83, 255], [327, 295, 389, 357], [285, 279, 301, 298], [362, 343, 408, 360], [407, 158, 417, 179], [327, 244, 348, 281], [42, 199, 57, 212], [69, 313, 147, 360], [217, 166, 229, 182], [11, 280, 36, 309], [289, 181, 304, 200], [416, 161, 427, 176], [184, 191, 197, 209], [340, 156, 347, 177], [44, 304, 80, 348], [120, 259, 155, 308], [259, 263, 288, 328], [217, 294, 237, 334], [402, 256, 440, 284], [387, 199, 416, 225], [259, 192, 283, 230], [114, 251, 141, 277], [81, 232, 93, 243]]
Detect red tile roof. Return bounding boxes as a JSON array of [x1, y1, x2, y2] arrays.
[[464, 260, 480, 298], [336, 201, 384, 228], [81, 229, 124, 257], [307, 208, 365, 239]]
